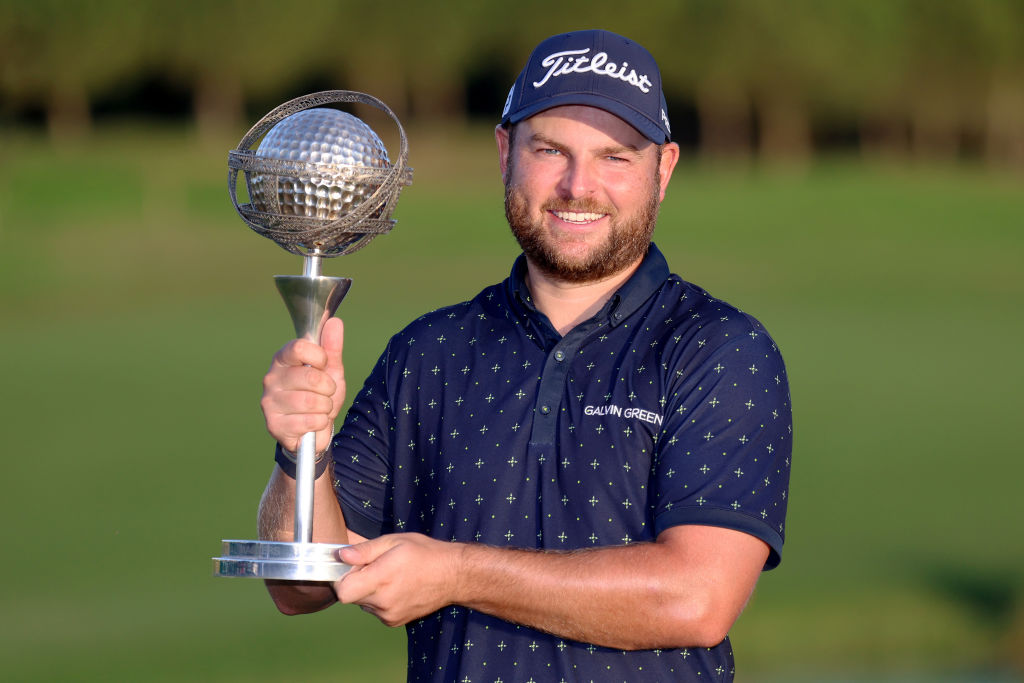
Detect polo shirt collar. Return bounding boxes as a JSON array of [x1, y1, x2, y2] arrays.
[[507, 243, 670, 332]]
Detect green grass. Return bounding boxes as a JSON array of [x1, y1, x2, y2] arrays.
[[1, 126, 1022, 681]]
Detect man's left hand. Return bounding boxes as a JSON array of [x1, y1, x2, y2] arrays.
[[334, 533, 462, 627]]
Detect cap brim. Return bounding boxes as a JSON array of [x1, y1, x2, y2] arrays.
[[504, 92, 668, 144]]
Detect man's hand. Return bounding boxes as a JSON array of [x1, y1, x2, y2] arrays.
[[260, 317, 346, 454], [334, 534, 462, 627]]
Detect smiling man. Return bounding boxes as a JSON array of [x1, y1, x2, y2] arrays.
[[257, 30, 793, 682]]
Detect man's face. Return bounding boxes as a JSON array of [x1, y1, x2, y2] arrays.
[[497, 105, 678, 284]]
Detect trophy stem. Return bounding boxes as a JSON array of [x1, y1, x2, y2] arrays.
[[294, 431, 318, 542], [212, 267, 353, 581], [274, 270, 352, 544], [303, 250, 323, 277]]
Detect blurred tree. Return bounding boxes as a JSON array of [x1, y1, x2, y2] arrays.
[[401, 1, 480, 123], [973, 0, 1024, 168], [674, 0, 758, 160], [740, 0, 840, 164], [822, 1, 914, 160], [0, 0, 148, 140], [677, 0, 867, 164], [901, 0, 987, 161], [315, 3, 411, 121], [154, 0, 344, 141], [888, 0, 1024, 167], [322, 0, 482, 125]]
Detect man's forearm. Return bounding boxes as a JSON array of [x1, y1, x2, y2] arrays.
[[452, 526, 767, 650], [257, 464, 348, 614]]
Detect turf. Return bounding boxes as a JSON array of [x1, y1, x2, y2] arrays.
[[1, 126, 1022, 680]]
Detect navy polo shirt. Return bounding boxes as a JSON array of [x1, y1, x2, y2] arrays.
[[332, 244, 792, 682]]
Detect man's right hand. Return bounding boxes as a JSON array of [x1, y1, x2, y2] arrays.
[[260, 317, 346, 454]]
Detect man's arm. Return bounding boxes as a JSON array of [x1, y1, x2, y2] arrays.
[[258, 463, 360, 614], [334, 524, 768, 650], [257, 317, 362, 614]]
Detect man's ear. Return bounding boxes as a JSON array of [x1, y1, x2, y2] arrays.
[[657, 142, 681, 202], [495, 125, 511, 183]]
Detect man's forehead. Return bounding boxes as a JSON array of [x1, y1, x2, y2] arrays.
[[520, 105, 653, 149]]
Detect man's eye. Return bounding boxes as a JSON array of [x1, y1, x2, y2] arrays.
[[540, 148, 561, 155]]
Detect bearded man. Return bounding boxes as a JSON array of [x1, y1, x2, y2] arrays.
[[257, 29, 793, 683]]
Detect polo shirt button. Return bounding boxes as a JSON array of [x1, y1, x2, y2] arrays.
[[540, 405, 551, 415], [553, 350, 565, 362]]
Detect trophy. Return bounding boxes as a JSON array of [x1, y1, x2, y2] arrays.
[[213, 91, 411, 581]]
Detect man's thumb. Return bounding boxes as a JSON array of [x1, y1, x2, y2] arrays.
[[321, 317, 345, 364], [338, 537, 389, 566]]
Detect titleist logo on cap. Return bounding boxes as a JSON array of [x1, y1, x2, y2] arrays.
[[533, 48, 654, 94]]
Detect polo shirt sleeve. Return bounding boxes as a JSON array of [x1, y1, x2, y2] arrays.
[[331, 341, 396, 540], [653, 317, 793, 569]]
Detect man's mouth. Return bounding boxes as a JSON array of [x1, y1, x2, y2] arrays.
[[550, 210, 606, 224]]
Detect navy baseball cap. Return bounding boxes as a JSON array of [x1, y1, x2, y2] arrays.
[[501, 30, 671, 144]]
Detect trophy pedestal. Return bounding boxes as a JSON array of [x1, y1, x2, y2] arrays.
[[214, 540, 351, 581]]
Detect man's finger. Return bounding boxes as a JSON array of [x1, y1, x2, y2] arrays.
[[273, 338, 329, 370], [337, 536, 396, 567], [334, 562, 380, 605], [278, 365, 337, 396]]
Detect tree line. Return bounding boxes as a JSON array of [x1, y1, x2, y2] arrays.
[[2, 0, 1022, 166]]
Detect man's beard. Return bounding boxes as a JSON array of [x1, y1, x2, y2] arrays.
[[504, 176, 661, 284]]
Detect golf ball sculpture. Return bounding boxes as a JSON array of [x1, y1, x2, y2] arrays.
[[215, 91, 411, 582], [228, 90, 411, 257]]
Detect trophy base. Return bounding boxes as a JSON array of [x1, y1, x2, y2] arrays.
[[213, 539, 352, 582]]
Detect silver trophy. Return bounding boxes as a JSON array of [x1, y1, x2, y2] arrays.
[[213, 91, 411, 581]]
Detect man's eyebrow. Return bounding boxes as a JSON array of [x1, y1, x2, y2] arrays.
[[596, 143, 642, 156], [528, 133, 566, 151], [527, 133, 643, 156]]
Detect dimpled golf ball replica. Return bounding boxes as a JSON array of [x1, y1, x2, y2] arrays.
[[249, 108, 390, 233]]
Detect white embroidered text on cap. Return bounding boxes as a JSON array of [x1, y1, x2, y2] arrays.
[[532, 48, 653, 94]]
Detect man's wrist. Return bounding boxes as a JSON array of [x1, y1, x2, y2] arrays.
[[450, 541, 472, 607], [274, 442, 332, 479]]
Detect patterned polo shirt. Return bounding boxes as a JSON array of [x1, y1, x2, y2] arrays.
[[331, 243, 793, 682]]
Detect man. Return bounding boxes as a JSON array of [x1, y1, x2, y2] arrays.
[[258, 30, 792, 682]]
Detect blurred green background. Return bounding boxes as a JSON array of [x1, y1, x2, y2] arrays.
[[2, 1, 1023, 681]]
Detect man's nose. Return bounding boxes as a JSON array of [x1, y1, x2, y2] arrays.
[[557, 158, 597, 199]]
